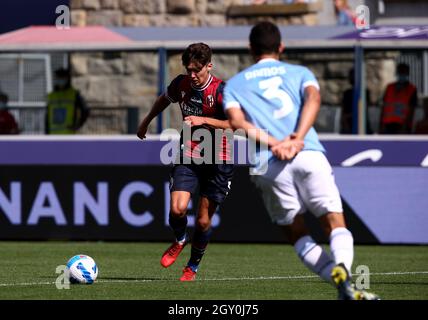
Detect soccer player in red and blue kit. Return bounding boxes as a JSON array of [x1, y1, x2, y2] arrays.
[[137, 43, 233, 281]]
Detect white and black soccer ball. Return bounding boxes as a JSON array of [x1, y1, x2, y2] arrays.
[[66, 254, 98, 284]]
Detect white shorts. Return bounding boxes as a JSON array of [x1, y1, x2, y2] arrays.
[[251, 150, 343, 226]]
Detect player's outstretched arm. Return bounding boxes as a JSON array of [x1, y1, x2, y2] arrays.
[[184, 116, 231, 130], [294, 85, 321, 141], [137, 95, 171, 139]]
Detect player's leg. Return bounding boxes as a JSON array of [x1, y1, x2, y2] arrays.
[[319, 212, 354, 274], [280, 214, 336, 284], [161, 165, 197, 268], [319, 212, 356, 299], [292, 151, 379, 299], [251, 161, 335, 284], [169, 190, 192, 243], [291, 151, 354, 275], [180, 164, 234, 281], [320, 214, 379, 299], [319, 212, 374, 299], [181, 196, 217, 281]]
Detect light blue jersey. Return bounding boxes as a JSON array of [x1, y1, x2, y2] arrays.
[[223, 58, 325, 166]]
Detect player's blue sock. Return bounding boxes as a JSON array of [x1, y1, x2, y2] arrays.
[[187, 227, 213, 272], [169, 213, 188, 243]]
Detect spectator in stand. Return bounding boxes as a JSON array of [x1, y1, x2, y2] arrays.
[[45, 68, 89, 134], [379, 63, 417, 134]]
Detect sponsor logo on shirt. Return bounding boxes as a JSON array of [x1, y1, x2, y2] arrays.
[[206, 95, 214, 108]]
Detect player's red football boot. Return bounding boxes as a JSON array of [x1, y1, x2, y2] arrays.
[[160, 240, 187, 268], [180, 266, 197, 282]]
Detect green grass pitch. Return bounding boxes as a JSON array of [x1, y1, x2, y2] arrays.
[[0, 242, 427, 300]]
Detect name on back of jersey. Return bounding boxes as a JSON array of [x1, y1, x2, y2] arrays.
[[244, 66, 287, 80]]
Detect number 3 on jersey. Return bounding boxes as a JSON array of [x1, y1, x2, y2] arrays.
[[259, 76, 293, 119]]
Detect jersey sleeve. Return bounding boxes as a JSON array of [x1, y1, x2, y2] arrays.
[[165, 75, 185, 103], [300, 67, 320, 97], [223, 81, 242, 110]]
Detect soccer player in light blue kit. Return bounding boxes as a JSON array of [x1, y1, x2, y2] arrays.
[[223, 21, 379, 300]]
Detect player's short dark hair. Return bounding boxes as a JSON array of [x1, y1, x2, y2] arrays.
[[249, 21, 282, 56], [182, 43, 212, 67]]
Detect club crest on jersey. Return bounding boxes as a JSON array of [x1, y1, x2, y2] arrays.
[[206, 95, 214, 108]]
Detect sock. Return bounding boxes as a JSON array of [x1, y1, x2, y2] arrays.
[[169, 213, 188, 243], [329, 227, 354, 274], [187, 228, 213, 272], [294, 235, 336, 284]]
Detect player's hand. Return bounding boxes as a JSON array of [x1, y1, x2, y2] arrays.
[[137, 122, 148, 140], [271, 134, 304, 160], [184, 116, 206, 127]]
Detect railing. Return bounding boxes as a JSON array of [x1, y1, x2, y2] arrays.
[[8, 106, 139, 135]]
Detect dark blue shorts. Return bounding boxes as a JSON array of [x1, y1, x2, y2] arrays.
[[169, 164, 234, 204]]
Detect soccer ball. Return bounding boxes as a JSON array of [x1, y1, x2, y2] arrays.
[[66, 254, 98, 284]]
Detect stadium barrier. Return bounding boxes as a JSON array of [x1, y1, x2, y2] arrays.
[[8, 106, 140, 135], [0, 135, 427, 244]]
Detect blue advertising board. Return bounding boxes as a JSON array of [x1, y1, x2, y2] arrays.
[[0, 136, 427, 244]]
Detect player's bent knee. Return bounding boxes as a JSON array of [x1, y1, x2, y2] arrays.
[[170, 204, 188, 217], [196, 218, 211, 231]]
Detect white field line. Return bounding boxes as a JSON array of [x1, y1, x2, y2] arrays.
[[0, 271, 428, 287]]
